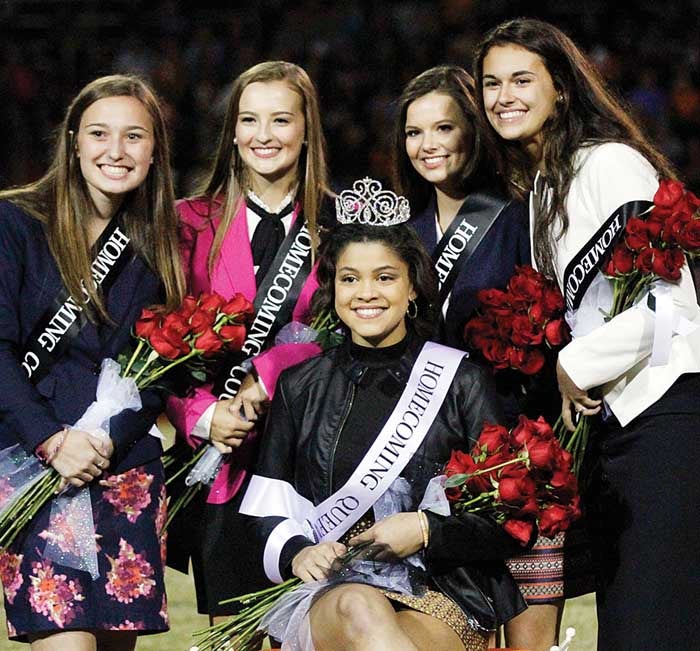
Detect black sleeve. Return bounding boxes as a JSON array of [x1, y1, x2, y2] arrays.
[[247, 370, 314, 580]]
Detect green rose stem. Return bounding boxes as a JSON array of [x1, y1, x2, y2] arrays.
[[0, 471, 62, 549], [190, 545, 373, 651]]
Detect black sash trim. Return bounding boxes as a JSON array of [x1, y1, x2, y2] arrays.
[[21, 217, 134, 385], [563, 200, 652, 311], [213, 216, 313, 399], [433, 192, 509, 306]]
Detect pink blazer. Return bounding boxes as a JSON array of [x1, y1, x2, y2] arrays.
[[166, 198, 321, 504]]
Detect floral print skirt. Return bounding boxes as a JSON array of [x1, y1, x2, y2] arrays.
[[1, 458, 168, 641]]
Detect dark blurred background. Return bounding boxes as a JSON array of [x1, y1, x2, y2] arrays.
[[2, 0, 700, 195]]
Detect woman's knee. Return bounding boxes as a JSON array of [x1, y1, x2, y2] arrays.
[[316, 584, 395, 637]]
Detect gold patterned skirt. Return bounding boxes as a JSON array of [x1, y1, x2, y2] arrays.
[[341, 518, 488, 651]]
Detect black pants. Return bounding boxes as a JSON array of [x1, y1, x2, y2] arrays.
[[590, 374, 700, 650]]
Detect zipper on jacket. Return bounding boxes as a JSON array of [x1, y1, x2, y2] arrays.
[[327, 382, 356, 496], [431, 573, 494, 633]]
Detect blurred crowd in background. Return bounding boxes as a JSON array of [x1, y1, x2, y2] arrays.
[[3, 0, 700, 195]]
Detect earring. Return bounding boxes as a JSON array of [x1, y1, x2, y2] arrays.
[[233, 137, 238, 145], [407, 299, 418, 319], [557, 93, 564, 104]]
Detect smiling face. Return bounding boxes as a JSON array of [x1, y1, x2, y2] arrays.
[[334, 241, 417, 348], [235, 80, 306, 193], [404, 91, 471, 196], [481, 44, 558, 166], [76, 95, 155, 218]]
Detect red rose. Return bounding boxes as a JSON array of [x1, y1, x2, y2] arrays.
[[528, 438, 560, 471], [476, 288, 511, 316], [500, 461, 529, 480], [220, 324, 246, 349], [544, 318, 570, 347], [189, 309, 216, 334], [624, 217, 650, 251], [539, 499, 581, 538], [538, 504, 572, 538], [549, 468, 578, 501], [634, 247, 655, 273], [662, 202, 693, 244], [541, 286, 565, 314], [445, 449, 477, 477], [498, 475, 537, 506], [466, 451, 511, 494], [646, 212, 665, 240], [177, 296, 198, 319], [150, 326, 190, 360], [194, 327, 224, 356], [495, 313, 514, 339], [163, 312, 191, 337], [508, 267, 544, 302], [652, 179, 685, 218], [510, 415, 553, 448], [445, 486, 462, 502], [198, 292, 226, 312], [482, 339, 510, 369], [135, 309, 161, 339], [604, 245, 635, 276], [652, 248, 685, 281], [222, 293, 255, 318], [464, 316, 499, 350], [516, 497, 539, 518], [511, 315, 544, 346], [677, 218, 700, 250], [517, 348, 545, 375], [503, 518, 534, 546], [476, 423, 510, 453]]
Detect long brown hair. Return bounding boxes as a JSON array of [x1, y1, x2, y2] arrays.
[[198, 61, 330, 272], [474, 18, 676, 279], [1, 74, 185, 319], [391, 65, 500, 212]]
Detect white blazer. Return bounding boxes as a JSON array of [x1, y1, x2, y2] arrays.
[[531, 142, 700, 426]]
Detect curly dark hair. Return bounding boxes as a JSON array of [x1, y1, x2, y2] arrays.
[[311, 223, 439, 341]]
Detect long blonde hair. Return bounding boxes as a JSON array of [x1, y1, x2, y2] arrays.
[[0, 74, 185, 319], [198, 61, 330, 273]]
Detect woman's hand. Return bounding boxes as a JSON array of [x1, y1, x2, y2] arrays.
[[210, 397, 255, 453], [292, 541, 347, 583], [348, 512, 424, 560], [49, 429, 112, 488], [557, 359, 601, 431], [236, 372, 269, 421]]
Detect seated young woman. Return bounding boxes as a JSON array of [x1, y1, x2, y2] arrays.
[[240, 179, 528, 651]]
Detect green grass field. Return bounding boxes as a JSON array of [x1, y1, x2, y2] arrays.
[[1, 568, 597, 650]]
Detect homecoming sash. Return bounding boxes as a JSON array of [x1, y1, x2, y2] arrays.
[[213, 216, 313, 399], [240, 341, 466, 582], [563, 200, 652, 312], [433, 193, 508, 306], [21, 218, 134, 385]]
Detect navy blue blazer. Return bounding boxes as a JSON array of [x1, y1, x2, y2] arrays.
[[0, 200, 165, 473], [409, 192, 531, 348]]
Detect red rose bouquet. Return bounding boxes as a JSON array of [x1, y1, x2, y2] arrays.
[[464, 265, 570, 376], [161, 308, 342, 534], [603, 179, 699, 311], [0, 291, 252, 555], [560, 179, 700, 470], [443, 416, 581, 546]]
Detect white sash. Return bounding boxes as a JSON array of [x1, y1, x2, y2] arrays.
[[241, 342, 466, 581]]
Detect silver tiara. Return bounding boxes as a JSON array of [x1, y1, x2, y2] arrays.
[[335, 177, 411, 226]]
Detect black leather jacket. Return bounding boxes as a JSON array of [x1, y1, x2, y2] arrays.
[[251, 335, 527, 630]]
